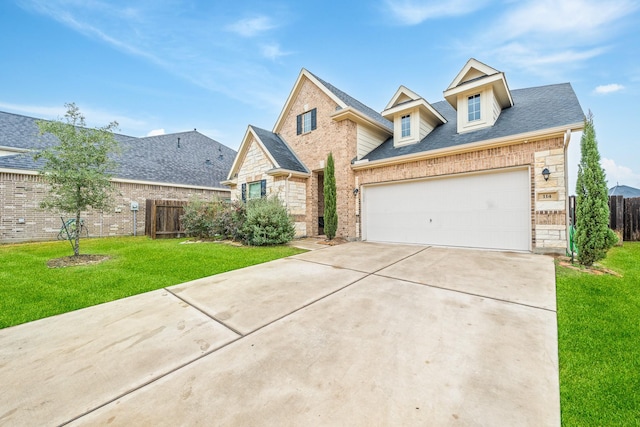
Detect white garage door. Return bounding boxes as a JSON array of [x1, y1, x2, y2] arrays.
[[362, 169, 531, 251]]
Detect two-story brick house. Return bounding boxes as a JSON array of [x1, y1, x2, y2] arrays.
[[223, 59, 584, 253]]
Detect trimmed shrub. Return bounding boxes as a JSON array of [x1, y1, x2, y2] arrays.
[[324, 152, 337, 240], [242, 196, 295, 246], [575, 112, 617, 266]]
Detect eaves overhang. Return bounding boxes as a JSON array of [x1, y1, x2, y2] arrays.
[[266, 168, 311, 178], [352, 122, 584, 171], [443, 73, 513, 110], [331, 107, 393, 134], [381, 99, 447, 125]]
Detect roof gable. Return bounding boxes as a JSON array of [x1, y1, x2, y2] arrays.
[[446, 58, 501, 90], [226, 126, 308, 180], [361, 83, 584, 164], [444, 58, 513, 110], [272, 69, 392, 134], [382, 85, 446, 125]]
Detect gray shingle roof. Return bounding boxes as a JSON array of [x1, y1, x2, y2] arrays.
[[251, 126, 308, 174], [0, 111, 235, 188], [308, 71, 393, 131], [362, 83, 584, 162], [609, 184, 640, 198]]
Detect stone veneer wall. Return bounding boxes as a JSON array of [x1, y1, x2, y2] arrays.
[[231, 137, 308, 236], [0, 172, 229, 243], [354, 136, 568, 252]]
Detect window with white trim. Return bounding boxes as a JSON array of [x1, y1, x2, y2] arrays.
[[468, 94, 481, 122], [248, 181, 262, 200], [401, 114, 411, 137]]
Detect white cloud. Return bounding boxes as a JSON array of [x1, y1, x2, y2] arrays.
[[459, 0, 639, 79], [17, 1, 292, 113], [594, 84, 625, 94], [225, 16, 276, 37], [260, 43, 292, 61], [601, 158, 640, 188], [383, 0, 491, 25], [146, 128, 165, 137], [500, 0, 637, 42]]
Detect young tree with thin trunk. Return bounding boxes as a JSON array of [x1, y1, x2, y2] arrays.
[[35, 103, 120, 256], [575, 111, 617, 266], [323, 152, 337, 240]]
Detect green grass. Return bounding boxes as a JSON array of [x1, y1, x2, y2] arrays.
[[557, 242, 640, 426], [0, 236, 305, 329]]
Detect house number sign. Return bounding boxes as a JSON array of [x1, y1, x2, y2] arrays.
[[537, 191, 559, 201]]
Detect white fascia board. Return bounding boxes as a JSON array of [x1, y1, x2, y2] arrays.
[[0, 167, 39, 175], [266, 168, 311, 178], [0, 146, 30, 153], [110, 177, 230, 192], [352, 123, 584, 171], [0, 167, 231, 191], [384, 85, 422, 110], [446, 58, 500, 90], [382, 99, 446, 124], [443, 73, 512, 109], [331, 107, 393, 135], [272, 69, 348, 133], [226, 126, 279, 180]]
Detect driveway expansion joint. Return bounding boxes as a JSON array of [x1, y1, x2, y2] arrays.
[[164, 287, 245, 336]]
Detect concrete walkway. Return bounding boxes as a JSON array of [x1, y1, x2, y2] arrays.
[[0, 243, 560, 426]]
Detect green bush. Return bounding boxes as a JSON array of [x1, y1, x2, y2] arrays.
[[242, 196, 295, 246], [182, 198, 245, 240], [181, 198, 216, 239], [213, 200, 246, 241]]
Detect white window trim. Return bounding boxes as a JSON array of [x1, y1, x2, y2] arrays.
[[302, 110, 312, 133], [394, 109, 420, 147], [248, 181, 262, 200], [458, 89, 491, 133]]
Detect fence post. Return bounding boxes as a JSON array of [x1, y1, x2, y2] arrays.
[[609, 195, 624, 244]]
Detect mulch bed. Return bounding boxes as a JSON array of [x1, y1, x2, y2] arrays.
[[317, 237, 348, 246], [47, 255, 110, 268], [556, 256, 621, 277]]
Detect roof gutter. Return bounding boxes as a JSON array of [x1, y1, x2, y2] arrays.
[[267, 168, 310, 178], [0, 168, 231, 191], [331, 107, 393, 134], [352, 122, 585, 171]]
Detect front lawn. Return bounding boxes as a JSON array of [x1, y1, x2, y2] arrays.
[[0, 236, 305, 329], [557, 242, 640, 426]]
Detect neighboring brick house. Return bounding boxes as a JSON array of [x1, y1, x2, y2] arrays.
[[0, 111, 235, 242], [224, 59, 585, 253]]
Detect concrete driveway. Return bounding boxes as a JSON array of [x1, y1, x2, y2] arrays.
[[0, 242, 560, 426]]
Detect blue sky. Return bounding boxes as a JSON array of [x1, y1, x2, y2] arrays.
[[1, 0, 639, 189]]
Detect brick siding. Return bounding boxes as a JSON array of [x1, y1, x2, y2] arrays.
[[0, 172, 228, 243]]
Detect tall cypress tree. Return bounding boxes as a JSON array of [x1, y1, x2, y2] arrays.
[[324, 152, 337, 240], [575, 111, 617, 266]]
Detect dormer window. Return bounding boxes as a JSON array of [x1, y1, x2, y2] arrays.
[[468, 94, 481, 121], [401, 114, 411, 137]]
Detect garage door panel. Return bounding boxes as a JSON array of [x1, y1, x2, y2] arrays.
[[363, 169, 530, 251]]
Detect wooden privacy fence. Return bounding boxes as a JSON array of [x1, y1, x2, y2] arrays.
[[569, 195, 640, 241], [145, 199, 188, 239]]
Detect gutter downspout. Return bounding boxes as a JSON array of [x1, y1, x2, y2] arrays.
[[564, 129, 572, 255], [285, 173, 292, 212]]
